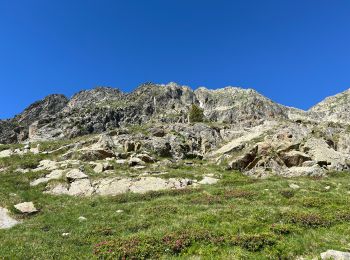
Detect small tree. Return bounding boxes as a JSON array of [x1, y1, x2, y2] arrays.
[[188, 104, 204, 123]]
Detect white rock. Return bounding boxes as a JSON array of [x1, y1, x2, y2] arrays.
[[94, 178, 131, 196], [14, 202, 38, 214], [68, 179, 94, 196], [35, 160, 58, 171], [93, 163, 104, 173], [78, 216, 87, 221], [198, 176, 219, 185], [115, 159, 127, 165], [66, 169, 88, 181], [0, 149, 13, 158], [30, 169, 64, 186], [15, 168, 30, 174], [45, 183, 69, 195], [320, 250, 350, 260], [0, 207, 19, 229], [289, 183, 300, 189]]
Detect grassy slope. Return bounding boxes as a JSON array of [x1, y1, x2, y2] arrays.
[[0, 144, 350, 259]]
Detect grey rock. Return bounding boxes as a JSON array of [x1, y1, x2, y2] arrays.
[[320, 250, 350, 260], [66, 169, 88, 181], [14, 202, 38, 214]]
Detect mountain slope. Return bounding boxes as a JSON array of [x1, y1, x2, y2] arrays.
[[309, 88, 350, 124]]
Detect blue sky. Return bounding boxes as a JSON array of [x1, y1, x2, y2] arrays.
[[1, 0, 350, 119]]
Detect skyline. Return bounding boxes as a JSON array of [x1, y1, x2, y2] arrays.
[[1, 0, 350, 118], [3, 81, 348, 119]]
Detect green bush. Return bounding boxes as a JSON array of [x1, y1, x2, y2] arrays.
[[188, 104, 204, 123]]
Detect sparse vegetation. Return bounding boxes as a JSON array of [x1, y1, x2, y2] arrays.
[[188, 104, 204, 123], [1, 145, 350, 259]]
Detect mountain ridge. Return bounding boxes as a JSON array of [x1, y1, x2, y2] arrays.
[[0, 82, 349, 144]]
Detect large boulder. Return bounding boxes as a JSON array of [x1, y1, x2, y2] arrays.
[[228, 146, 258, 171], [303, 138, 350, 170], [280, 150, 311, 167]]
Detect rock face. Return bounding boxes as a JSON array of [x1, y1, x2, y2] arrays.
[[0, 82, 302, 143], [3, 82, 350, 178]]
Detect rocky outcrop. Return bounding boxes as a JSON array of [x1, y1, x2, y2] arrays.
[[309, 88, 350, 123]]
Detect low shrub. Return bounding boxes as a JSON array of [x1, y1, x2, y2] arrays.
[[282, 211, 331, 228], [279, 189, 295, 199], [231, 233, 276, 252]]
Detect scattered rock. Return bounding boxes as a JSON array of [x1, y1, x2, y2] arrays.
[[14, 202, 38, 214]]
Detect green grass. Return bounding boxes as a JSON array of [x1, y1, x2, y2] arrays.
[[1, 154, 350, 259]]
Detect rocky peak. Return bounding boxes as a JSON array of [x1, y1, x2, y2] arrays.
[[309, 88, 350, 123], [15, 94, 68, 125], [194, 86, 288, 125], [64, 87, 124, 112]]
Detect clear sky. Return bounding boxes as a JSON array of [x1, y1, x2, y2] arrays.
[[1, 0, 350, 119]]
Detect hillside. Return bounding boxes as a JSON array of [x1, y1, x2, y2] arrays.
[[1, 83, 350, 259]]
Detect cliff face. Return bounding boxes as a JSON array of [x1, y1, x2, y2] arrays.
[[0, 82, 349, 144]]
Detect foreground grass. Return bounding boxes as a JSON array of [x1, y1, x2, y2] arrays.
[[1, 158, 350, 259]]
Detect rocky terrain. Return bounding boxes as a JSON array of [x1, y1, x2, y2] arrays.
[[1, 82, 350, 259], [1, 82, 350, 180]]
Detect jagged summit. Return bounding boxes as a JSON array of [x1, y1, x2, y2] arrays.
[[1, 83, 350, 144]]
